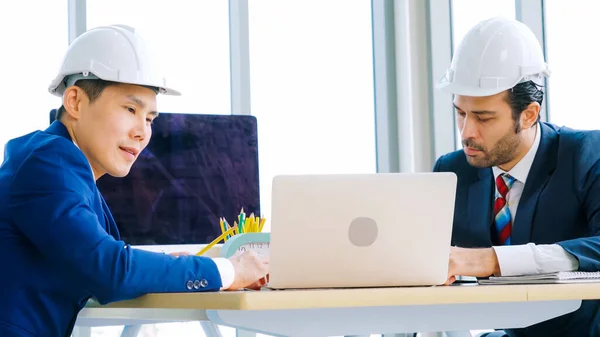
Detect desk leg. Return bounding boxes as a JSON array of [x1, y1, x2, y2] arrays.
[[236, 329, 257, 337], [200, 321, 225, 337], [71, 326, 91, 337], [199, 322, 257, 337], [120, 325, 142, 337], [443, 332, 473, 337], [344, 332, 420, 337]]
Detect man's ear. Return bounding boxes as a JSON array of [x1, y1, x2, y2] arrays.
[[62, 86, 87, 120], [521, 102, 540, 129]]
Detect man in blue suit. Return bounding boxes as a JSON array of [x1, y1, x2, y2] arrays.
[[434, 18, 600, 336], [0, 25, 268, 337]]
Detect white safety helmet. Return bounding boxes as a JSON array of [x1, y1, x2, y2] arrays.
[[49, 24, 180, 97], [437, 17, 550, 97]]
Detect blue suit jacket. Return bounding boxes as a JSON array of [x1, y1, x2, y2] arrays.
[[434, 122, 600, 337], [0, 121, 223, 337]]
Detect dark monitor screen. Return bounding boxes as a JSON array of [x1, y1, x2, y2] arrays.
[[50, 111, 260, 245]]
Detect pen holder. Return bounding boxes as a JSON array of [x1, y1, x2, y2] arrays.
[[196, 211, 267, 256], [220, 232, 271, 258]]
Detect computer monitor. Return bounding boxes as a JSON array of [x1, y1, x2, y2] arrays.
[[49, 110, 260, 253]]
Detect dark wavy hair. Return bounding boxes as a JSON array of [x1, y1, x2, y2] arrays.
[[504, 80, 544, 133]]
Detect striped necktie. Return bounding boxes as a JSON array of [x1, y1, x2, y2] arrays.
[[493, 173, 515, 245]]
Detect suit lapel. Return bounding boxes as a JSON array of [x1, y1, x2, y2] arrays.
[[467, 168, 494, 245], [511, 123, 558, 244]]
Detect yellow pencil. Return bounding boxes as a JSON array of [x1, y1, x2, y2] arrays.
[[224, 218, 233, 242], [247, 216, 255, 232], [249, 213, 255, 228], [196, 226, 236, 256], [219, 218, 228, 242], [258, 217, 266, 232]]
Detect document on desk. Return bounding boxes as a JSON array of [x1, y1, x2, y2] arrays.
[[260, 285, 436, 291], [479, 271, 600, 285]]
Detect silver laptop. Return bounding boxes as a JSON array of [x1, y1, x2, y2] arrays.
[[267, 172, 457, 289]]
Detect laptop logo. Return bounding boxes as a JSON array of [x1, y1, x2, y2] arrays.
[[348, 217, 378, 247]]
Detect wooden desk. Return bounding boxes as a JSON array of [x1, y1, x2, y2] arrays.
[[77, 283, 600, 336]]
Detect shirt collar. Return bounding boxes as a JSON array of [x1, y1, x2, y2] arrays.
[[492, 122, 541, 184]]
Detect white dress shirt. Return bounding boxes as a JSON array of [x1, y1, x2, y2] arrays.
[[491, 123, 579, 276], [213, 258, 235, 289]]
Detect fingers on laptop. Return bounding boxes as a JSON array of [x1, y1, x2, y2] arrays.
[[228, 250, 269, 290]]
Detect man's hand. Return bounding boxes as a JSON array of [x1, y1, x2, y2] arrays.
[[226, 250, 269, 291], [169, 252, 190, 257], [445, 247, 500, 285]]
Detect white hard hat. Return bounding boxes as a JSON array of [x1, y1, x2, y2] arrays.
[[437, 17, 550, 97], [49, 24, 180, 97]]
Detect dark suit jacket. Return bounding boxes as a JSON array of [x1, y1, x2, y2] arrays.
[[434, 122, 600, 337], [0, 121, 223, 337]]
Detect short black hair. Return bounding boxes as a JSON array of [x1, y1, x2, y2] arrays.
[[55, 79, 120, 121], [504, 80, 545, 131]]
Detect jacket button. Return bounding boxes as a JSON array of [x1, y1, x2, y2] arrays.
[[200, 279, 208, 288], [186, 280, 194, 290], [193, 280, 201, 289]]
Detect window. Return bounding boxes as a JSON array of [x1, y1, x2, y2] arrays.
[[0, 2, 68, 163], [450, 0, 516, 149], [87, 0, 231, 115], [451, 0, 516, 49], [248, 0, 377, 228], [545, 2, 600, 130]]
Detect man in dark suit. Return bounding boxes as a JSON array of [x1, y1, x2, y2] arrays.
[[0, 25, 268, 337], [434, 17, 600, 336]]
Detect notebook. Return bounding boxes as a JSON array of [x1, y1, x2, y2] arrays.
[[478, 271, 600, 285]]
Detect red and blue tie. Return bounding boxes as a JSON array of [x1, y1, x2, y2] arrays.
[[494, 173, 515, 245]]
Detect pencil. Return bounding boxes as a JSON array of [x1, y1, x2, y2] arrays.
[[240, 210, 246, 233], [258, 217, 266, 232], [219, 218, 228, 242], [196, 226, 236, 256], [247, 216, 254, 232], [238, 209, 244, 233], [223, 218, 232, 242]]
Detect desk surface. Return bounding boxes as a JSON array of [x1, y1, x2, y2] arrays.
[[88, 283, 600, 311]]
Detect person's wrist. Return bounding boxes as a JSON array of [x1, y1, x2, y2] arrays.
[[212, 257, 235, 290], [487, 248, 500, 276]]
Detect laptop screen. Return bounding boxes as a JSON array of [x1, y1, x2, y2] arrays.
[[50, 111, 260, 245]]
